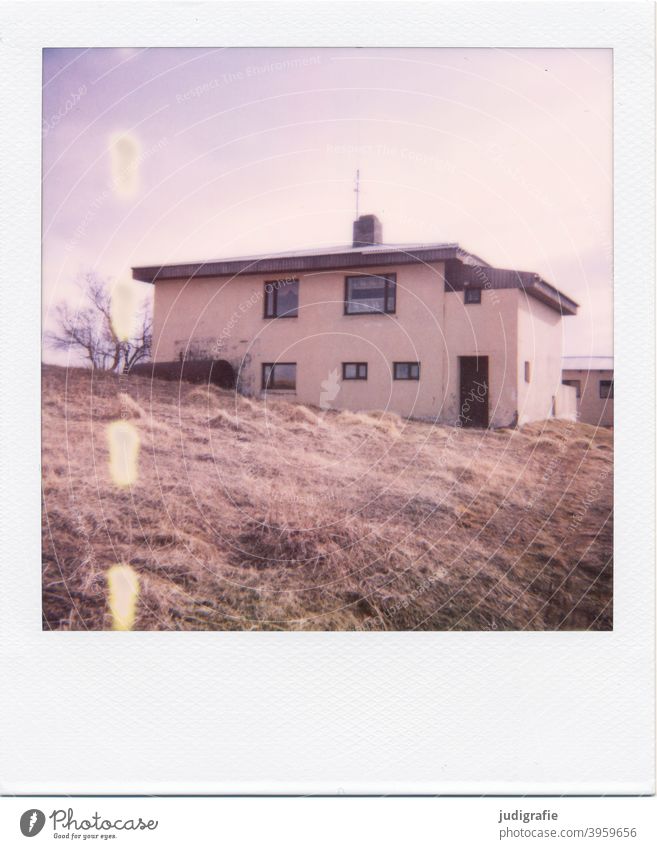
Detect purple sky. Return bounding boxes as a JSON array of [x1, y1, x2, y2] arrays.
[[42, 47, 612, 360]]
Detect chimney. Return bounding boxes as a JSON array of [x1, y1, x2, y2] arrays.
[[352, 214, 382, 248]]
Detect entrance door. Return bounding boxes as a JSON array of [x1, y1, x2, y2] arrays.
[[459, 356, 489, 428]]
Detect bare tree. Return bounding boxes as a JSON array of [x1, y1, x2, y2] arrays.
[[46, 271, 152, 372]]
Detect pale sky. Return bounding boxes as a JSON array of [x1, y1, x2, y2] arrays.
[[42, 47, 612, 360]]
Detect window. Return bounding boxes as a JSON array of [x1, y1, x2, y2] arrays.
[[262, 362, 296, 391], [344, 273, 396, 314], [599, 379, 614, 399], [562, 379, 581, 399], [342, 362, 368, 380], [524, 361, 531, 383], [393, 362, 420, 380], [464, 287, 481, 304], [264, 279, 299, 318]]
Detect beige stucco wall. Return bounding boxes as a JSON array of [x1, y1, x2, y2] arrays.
[[151, 263, 571, 426], [562, 369, 614, 427], [151, 262, 447, 419], [442, 288, 519, 428], [516, 294, 567, 426]]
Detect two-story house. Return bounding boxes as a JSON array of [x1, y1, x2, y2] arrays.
[[132, 214, 579, 428]]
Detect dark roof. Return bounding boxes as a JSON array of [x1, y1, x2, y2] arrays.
[[132, 241, 485, 281], [444, 261, 578, 315], [132, 241, 577, 316]]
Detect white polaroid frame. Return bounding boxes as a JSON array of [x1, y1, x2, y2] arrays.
[[0, 1, 653, 795]]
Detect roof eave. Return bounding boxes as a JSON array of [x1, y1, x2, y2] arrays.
[[131, 245, 474, 284], [526, 279, 578, 316]]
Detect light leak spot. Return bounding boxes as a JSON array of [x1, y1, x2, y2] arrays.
[[107, 564, 139, 631], [107, 420, 140, 487], [110, 277, 140, 341], [109, 131, 140, 198]]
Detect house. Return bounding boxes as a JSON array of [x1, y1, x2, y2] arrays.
[[132, 214, 579, 428], [562, 356, 614, 427]]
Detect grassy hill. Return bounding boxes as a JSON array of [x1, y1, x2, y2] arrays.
[[42, 364, 613, 631]]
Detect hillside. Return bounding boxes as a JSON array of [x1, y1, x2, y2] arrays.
[[42, 365, 613, 631]]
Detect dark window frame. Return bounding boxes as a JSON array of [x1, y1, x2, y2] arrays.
[[524, 361, 531, 383], [263, 278, 299, 319], [599, 379, 614, 400], [393, 361, 420, 381], [342, 362, 368, 380], [344, 272, 397, 315], [262, 362, 297, 391], [464, 287, 481, 304]]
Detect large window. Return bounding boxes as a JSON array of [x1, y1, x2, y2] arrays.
[[599, 379, 614, 399], [264, 279, 299, 318], [342, 362, 368, 380], [262, 362, 296, 391], [393, 361, 420, 381], [344, 273, 396, 315]]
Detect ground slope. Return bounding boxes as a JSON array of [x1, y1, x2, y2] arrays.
[[42, 365, 613, 631]]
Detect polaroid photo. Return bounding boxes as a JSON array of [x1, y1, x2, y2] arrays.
[[0, 0, 653, 800]]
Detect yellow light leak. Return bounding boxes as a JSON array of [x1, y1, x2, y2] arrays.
[[110, 277, 139, 341], [107, 564, 139, 631], [110, 132, 140, 198], [107, 420, 140, 487]]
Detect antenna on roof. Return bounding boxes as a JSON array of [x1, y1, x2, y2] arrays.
[[354, 169, 360, 219]]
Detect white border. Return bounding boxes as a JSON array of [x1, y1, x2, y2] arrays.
[[0, 1, 654, 794]]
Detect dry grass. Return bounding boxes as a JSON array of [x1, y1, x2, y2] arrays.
[[42, 365, 613, 631]]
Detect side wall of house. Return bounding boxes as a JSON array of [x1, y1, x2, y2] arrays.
[[442, 288, 519, 428], [151, 262, 447, 419], [516, 294, 567, 425], [562, 368, 614, 427]]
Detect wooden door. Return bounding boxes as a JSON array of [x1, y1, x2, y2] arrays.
[[459, 356, 489, 428]]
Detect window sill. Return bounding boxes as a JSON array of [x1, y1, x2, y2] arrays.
[[343, 311, 396, 317]]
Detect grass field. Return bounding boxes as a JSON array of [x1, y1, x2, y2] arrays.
[[42, 364, 613, 631]]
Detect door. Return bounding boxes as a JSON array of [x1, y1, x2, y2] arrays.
[[459, 356, 489, 428]]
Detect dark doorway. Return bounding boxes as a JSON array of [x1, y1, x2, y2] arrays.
[[459, 356, 489, 428]]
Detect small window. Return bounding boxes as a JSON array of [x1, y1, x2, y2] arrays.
[[562, 379, 581, 399], [343, 362, 368, 380], [524, 361, 531, 383], [393, 362, 420, 381], [345, 273, 396, 315], [264, 279, 299, 318], [464, 287, 481, 304], [262, 362, 296, 391], [600, 379, 614, 399]]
